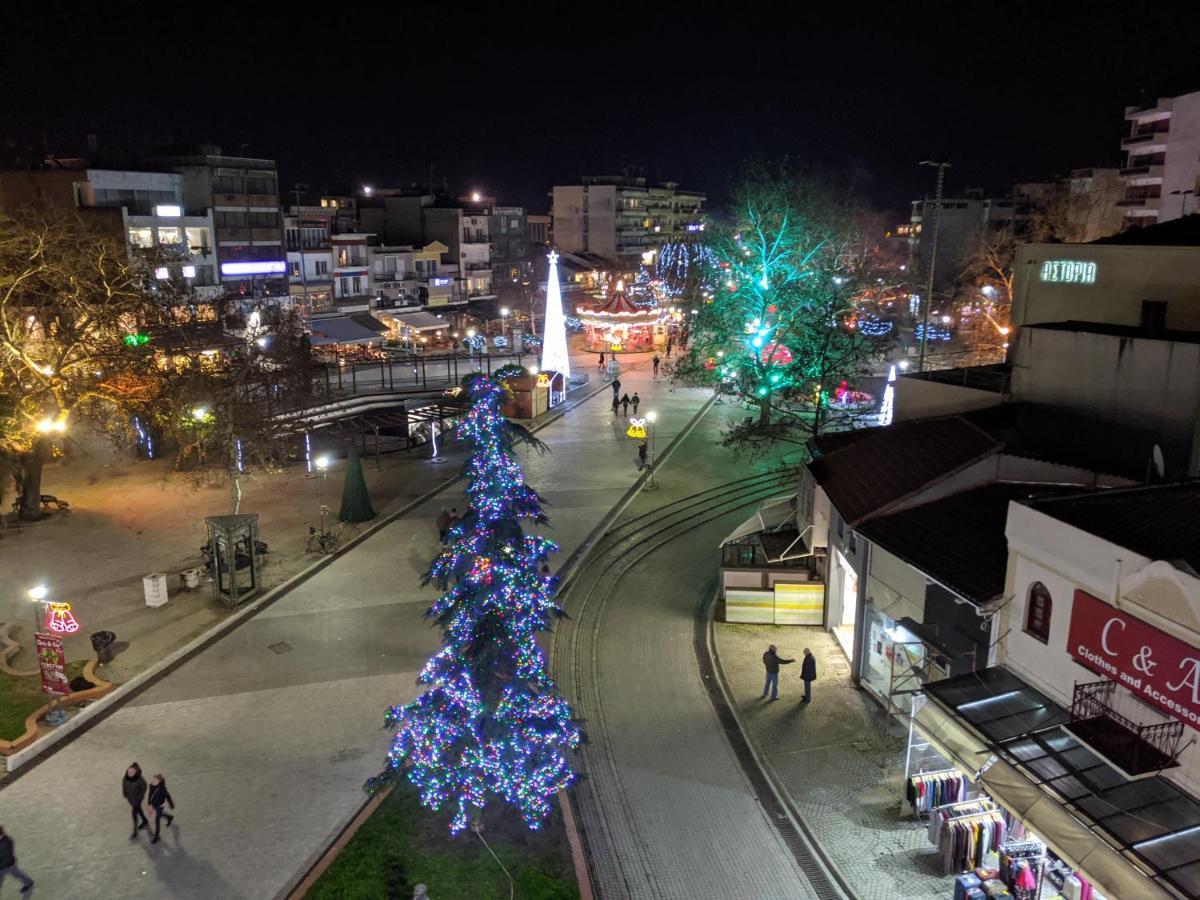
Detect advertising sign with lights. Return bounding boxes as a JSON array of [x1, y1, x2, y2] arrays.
[[220, 261, 288, 276], [1039, 260, 1097, 285], [35, 632, 69, 696]]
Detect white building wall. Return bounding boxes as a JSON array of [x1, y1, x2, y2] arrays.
[[1002, 502, 1200, 796]]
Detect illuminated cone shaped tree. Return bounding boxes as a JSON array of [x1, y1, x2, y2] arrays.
[[369, 375, 580, 833]]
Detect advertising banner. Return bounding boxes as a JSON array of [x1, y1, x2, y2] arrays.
[[773, 583, 824, 626], [1068, 589, 1200, 730], [34, 632, 70, 696]]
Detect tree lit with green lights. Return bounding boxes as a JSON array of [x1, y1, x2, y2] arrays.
[[677, 164, 895, 454]]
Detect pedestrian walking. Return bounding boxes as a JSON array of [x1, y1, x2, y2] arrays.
[[631, 392, 640, 415], [124, 762, 149, 838], [147, 774, 176, 844], [760, 644, 794, 700], [636, 441, 648, 471], [436, 506, 451, 543], [598, 352, 605, 369], [612, 378, 621, 396], [0, 826, 34, 893], [666, 336, 674, 357], [801, 648, 818, 703], [612, 393, 621, 415], [652, 355, 661, 377], [620, 393, 631, 416]]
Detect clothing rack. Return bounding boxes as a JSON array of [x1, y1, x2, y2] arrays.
[[931, 804, 1008, 875], [1000, 838, 1046, 900], [906, 769, 971, 815]]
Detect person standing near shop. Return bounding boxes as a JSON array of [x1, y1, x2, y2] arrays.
[[761, 644, 794, 701], [0, 826, 34, 893], [801, 648, 817, 702]]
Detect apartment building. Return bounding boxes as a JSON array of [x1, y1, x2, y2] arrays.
[[369, 241, 461, 310], [491, 205, 531, 284], [152, 151, 287, 301], [1120, 88, 1200, 227], [551, 175, 705, 264], [330, 233, 372, 301], [284, 208, 335, 311]]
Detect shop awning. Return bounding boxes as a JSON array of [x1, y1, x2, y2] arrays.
[[720, 494, 798, 546], [926, 667, 1200, 898], [981, 759, 1172, 900], [386, 311, 450, 332], [309, 315, 387, 346], [913, 697, 994, 779]]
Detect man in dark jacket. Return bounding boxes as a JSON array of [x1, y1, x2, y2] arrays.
[[0, 825, 34, 892], [761, 644, 794, 700], [124, 763, 149, 838], [147, 774, 176, 843], [801, 648, 818, 702]]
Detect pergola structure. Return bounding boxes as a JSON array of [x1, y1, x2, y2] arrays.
[[577, 280, 662, 352]]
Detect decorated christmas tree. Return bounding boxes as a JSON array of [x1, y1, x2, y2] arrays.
[[368, 374, 580, 833]]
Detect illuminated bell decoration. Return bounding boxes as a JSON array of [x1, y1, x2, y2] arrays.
[[46, 602, 80, 634], [760, 342, 794, 366], [610, 342, 623, 352], [626, 418, 648, 439], [536, 373, 551, 387]]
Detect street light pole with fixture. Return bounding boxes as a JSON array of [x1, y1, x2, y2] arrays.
[[645, 410, 658, 489], [917, 160, 950, 373]]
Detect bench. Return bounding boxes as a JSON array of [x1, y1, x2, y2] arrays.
[[11, 494, 70, 514]]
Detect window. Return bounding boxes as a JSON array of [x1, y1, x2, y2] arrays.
[[1025, 582, 1052, 643], [128, 227, 154, 249], [315, 260, 328, 276], [186, 227, 211, 254], [157, 227, 182, 247], [290, 261, 301, 278]]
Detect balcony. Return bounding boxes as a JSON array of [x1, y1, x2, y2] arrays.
[[1119, 164, 1164, 179], [1065, 680, 1182, 776]]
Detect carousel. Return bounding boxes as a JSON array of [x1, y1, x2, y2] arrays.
[[576, 279, 663, 352]]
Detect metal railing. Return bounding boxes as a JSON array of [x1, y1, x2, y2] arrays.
[[1070, 680, 1183, 772]]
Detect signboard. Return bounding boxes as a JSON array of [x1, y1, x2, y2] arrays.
[[1039, 260, 1096, 285], [35, 632, 70, 696], [725, 589, 774, 624], [774, 583, 824, 626], [1068, 589, 1200, 730], [220, 260, 288, 276]]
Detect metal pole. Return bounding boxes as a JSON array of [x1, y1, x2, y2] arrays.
[[648, 420, 657, 489], [918, 160, 950, 373]]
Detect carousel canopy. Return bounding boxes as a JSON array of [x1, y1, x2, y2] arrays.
[[578, 282, 660, 326]]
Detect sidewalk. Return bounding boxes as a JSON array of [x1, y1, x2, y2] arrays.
[[712, 622, 950, 900], [0, 354, 712, 898]]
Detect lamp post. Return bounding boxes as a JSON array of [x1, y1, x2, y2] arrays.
[[315, 455, 330, 540], [28, 583, 48, 639], [500, 306, 510, 342], [918, 160, 950, 373], [645, 410, 658, 489]]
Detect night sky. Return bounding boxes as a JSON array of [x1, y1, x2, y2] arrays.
[[3, 1, 1198, 219]]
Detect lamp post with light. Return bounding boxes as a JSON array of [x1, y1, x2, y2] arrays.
[[315, 455, 330, 542], [500, 306, 510, 344], [645, 410, 658, 489], [28, 584, 48, 640]]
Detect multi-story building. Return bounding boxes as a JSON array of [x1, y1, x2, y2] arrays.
[[490, 205, 530, 285], [151, 150, 287, 302], [527, 214, 551, 248], [0, 167, 221, 301], [551, 175, 705, 265], [907, 189, 1020, 293], [1120, 88, 1200, 228], [369, 241, 461, 311], [284, 208, 335, 312], [359, 191, 495, 301], [330, 233, 372, 301]]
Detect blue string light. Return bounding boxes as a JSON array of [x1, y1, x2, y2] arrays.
[[367, 375, 580, 833]]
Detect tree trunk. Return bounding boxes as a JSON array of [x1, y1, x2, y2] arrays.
[[17, 438, 50, 521], [758, 395, 773, 427]]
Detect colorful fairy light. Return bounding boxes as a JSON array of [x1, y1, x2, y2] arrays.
[[46, 602, 80, 633], [367, 375, 580, 833]]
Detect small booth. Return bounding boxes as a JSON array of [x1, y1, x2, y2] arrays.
[[204, 514, 262, 608], [577, 280, 662, 352], [501, 372, 560, 419]]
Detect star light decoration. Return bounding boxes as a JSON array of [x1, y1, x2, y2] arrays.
[[367, 375, 580, 833]]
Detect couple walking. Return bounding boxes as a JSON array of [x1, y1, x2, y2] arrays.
[[761, 645, 817, 702], [124, 763, 177, 843]]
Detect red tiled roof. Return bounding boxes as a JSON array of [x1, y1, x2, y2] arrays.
[[807, 416, 1000, 525]]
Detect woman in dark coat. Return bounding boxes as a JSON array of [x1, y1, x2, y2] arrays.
[[123, 763, 149, 838], [147, 774, 176, 843]]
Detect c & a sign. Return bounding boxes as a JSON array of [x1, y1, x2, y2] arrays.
[[1068, 590, 1200, 730]]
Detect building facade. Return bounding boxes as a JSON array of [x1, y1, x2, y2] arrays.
[[284, 208, 335, 312], [551, 175, 705, 264], [1120, 88, 1200, 227], [490, 205, 530, 284], [369, 241, 460, 310]]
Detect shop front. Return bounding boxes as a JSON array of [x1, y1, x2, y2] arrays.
[[891, 666, 1195, 900]]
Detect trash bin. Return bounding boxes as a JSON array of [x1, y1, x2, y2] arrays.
[[90, 630, 116, 664], [181, 567, 202, 589]]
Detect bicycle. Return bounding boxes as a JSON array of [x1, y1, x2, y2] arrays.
[[305, 522, 345, 554]]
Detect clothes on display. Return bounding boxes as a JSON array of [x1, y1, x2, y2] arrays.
[[929, 799, 1008, 875], [998, 841, 1044, 900], [907, 769, 971, 814]]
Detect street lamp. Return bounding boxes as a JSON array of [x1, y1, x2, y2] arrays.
[[315, 455, 330, 541], [645, 410, 658, 489], [499, 306, 510, 342], [918, 160, 951, 373], [28, 584, 48, 639]]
